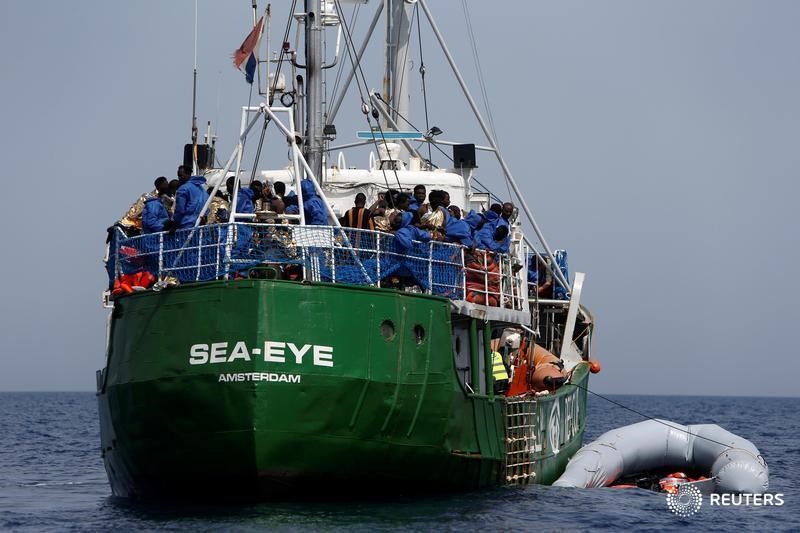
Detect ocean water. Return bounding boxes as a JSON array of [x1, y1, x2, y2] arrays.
[[0, 392, 797, 532]]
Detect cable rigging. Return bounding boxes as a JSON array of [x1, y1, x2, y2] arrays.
[[334, 0, 404, 204]]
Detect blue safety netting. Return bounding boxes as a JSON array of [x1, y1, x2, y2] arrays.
[[110, 224, 465, 299]]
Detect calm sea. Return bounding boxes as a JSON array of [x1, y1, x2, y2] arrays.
[[0, 392, 797, 532]]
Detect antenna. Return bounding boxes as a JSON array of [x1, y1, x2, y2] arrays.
[[191, 0, 199, 174]]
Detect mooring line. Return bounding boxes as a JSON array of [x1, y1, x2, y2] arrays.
[[565, 381, 742, 451]]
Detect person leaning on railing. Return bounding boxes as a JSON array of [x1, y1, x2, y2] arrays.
[[474, 222, 510, 254], [390, 211, 432, 251]]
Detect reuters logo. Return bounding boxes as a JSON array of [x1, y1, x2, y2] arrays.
[[666, 484, 703, 517]]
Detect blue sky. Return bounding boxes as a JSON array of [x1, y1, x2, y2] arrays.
[[0, 1, 797, 396]]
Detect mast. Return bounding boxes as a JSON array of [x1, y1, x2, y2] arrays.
[[304, 0, 324, 181], [384, 0, 413, 130], [190, 0, 199, 173]]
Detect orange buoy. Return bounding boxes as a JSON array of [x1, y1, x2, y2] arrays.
[[589, 359, 601, 374]]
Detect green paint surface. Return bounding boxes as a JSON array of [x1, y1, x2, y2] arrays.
[[99, 280, 588, 498]]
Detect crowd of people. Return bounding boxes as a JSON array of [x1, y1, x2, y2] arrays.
[[109, 169, 532, 305], [338, 184, 515, 256], [112, 170, 516, 257], [111, 165, 307, 238]]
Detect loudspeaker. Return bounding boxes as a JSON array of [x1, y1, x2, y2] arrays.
[[183, 144, 213, 170], [453, 143, 477, 168]]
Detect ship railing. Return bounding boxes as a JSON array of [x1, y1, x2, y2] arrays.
[[108, 223, 527, 310]]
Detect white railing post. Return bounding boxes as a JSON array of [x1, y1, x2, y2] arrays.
[[427, 242, 433, 294], [224, 223, 235, 280], [376, 233, 381, 286], [214, 225, 221, 279], [195, 227, 203, 281], [158, 233, 164, 279], [461, 247, 466, 300], [331, 228, 337, 283], [483, 252, 489, 305]]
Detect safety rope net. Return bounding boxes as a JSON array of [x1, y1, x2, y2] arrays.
[[107, 223, 529, 310]]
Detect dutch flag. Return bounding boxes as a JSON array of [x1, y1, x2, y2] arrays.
[[233, 16, 264, 84]]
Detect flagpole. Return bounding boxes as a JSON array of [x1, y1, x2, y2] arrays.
[[251, 1, 260, 93]]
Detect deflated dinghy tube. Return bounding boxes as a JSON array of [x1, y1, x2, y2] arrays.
[[553, 419, 768, 493]]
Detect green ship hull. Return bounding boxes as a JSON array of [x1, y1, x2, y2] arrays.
[[97, 279, 588, 499]]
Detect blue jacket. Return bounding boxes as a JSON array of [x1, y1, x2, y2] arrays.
[[445, 217, 473, 247], [475, 224, 509, 254], [234, 188, 255, 220], [484, 210, 499, 228], [142, 197, 170, 234], [493, 216, 511, 252], [174, 176, 209, 229], [463, 209, 484, 233], [301, 180, 327, 225], [394, 212, 431, 252]]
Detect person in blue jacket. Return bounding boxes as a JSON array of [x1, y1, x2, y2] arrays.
[[462, 209, 484, 231], [391, 211, 431, 252], [483, 208, 500, 229], [445, 205, 473, 247], [300, 179, 328, 225], [407, 184, 426, 212], [234, 187, 255, 219], [475, 223, 510, 254], [142, 196, 170, 234], [173, 175, 209, 229]]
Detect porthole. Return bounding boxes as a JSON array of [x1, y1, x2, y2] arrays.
[[413, 324, 426, 345], [380, 320, 395, 340]]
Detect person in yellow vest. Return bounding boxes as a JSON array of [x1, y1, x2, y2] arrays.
[[492, 350, 509, 394]]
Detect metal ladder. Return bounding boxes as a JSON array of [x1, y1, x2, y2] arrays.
[[504, 397, 538, 485]]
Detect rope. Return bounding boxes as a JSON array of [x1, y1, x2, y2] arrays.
[[248, 114, 270, 184], [329, 3, 361, 108], [565, 379, 740, 451], [334, 0, 402, 201], [460, 0, 512, 201], [414, 2, 433, 165], [270, 0, 297, 101]]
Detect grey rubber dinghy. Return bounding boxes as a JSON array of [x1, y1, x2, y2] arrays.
[[553, 419, 768, 493]]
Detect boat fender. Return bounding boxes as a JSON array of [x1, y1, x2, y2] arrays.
[[589, 360, 601, 374]]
